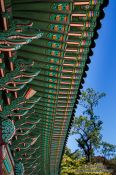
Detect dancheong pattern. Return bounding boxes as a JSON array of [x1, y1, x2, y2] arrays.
[[0, 0, 108, 175]]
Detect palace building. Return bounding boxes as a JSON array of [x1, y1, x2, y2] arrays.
[[0, 1, 108, 175]]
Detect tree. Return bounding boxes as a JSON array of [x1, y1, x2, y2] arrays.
[[79, 88, 106, 119], [71, 88, 106, 162], [72, 115, 103, 162], [65, 146, 83, 160], [65, 147, 72, 157], [101, 142, 116, 159], [71, 149, 83, 160]]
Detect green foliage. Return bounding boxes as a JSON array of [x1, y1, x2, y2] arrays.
[[71, 88, 105, 162], [101, 142, 116, 159], [61, 154, 86, 175], [75, 163, 112, 174], [61, 153, 112, 175], [107, 157, 116, 174], [65, 147, 72, 157], [75, 173, 111, 175], [79, 88, 106, 117], [71, 149, 83, 160], [71, 114, 103, 162], [61, 88, 115, 174], [65, 147, 83, 160]]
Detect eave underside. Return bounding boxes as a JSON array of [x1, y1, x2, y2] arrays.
[[0, 0, 108, 175]]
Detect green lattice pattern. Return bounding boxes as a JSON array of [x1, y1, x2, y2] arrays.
[[2, 120, 15, 143]]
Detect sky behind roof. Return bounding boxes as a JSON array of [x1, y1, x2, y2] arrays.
[[67, 0, 116, 152]]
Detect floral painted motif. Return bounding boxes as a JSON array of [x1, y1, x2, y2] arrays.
[[44, 64, 59, 71], [49, 72, 58, 78], [49, 24, 67, 32], [50, 14, 68, 22], [48, 50, 62, 57], [48, 41, 62, 49], [47, 33, 64, 41], [46, 57, 60, 64], [48, 79, 57, 84], [52, 3, 70, 11], [48, 84, 56, 89]]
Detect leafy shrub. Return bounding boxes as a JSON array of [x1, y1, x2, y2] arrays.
[[76, 173, 111, 175], [61, 154, 112, 175]]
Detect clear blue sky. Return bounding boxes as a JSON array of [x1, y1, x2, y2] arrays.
[[67, 0, 116, 152]]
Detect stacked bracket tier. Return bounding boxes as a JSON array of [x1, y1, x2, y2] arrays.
[[0, 0, 43, 174], [0, 1, 108, 175]]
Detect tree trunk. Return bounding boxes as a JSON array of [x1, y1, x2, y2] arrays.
[[86, 153, 91, 163], [86, 147, 92, 163]]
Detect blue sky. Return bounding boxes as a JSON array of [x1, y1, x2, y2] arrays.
[[67, 0, 116, 152]]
